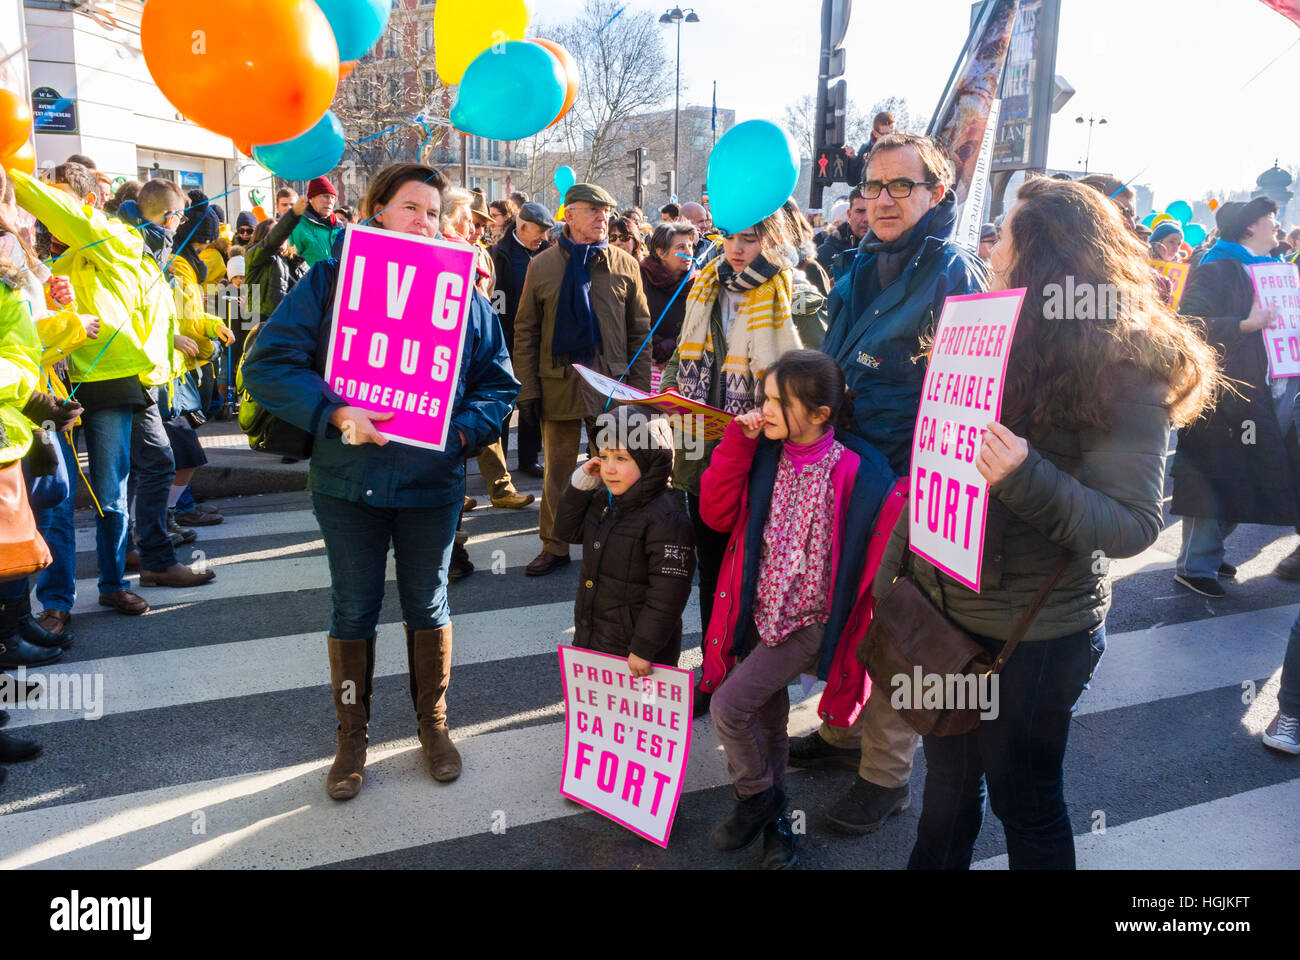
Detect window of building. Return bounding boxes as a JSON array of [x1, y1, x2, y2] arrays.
[[422, 23, 433, 52], [423, 70, 435, 91]]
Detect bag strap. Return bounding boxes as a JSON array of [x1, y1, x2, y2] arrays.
[[989, 552, 1074, 676]]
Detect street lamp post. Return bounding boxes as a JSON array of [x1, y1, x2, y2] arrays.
[[1076, 114, 1108, 175], [660, 7, 700, 200]]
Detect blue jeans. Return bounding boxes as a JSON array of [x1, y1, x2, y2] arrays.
[[908, 624, 1107, 870], [83, 395, 176, 592], [1281, 613, 1300, 716], [310, 492, 460, 641], [1177, 517, 1237, 580], [34, 429, 79, 612]]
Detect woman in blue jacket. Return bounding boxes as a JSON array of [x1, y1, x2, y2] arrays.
[[242, 164, 519, 801]]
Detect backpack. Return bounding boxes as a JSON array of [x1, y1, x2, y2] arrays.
[[236, 322, 319, 461]]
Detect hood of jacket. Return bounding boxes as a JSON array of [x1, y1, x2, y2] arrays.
[[593, 405, 674, 512]]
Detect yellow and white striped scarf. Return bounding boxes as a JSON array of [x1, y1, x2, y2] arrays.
[[675, 256, 798, 415]]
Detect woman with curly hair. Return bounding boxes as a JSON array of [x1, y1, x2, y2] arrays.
[[885, 176, 1223, 870]]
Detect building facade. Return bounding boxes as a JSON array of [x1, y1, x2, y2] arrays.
[[14, 0, 270, 217]]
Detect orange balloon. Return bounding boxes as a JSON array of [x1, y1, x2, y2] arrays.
[[0, 88, 34, 158], [252, 205, 269, 223], [1208, 198, 1220, 212], [340, 60, 357, 80], [234, 139, 253, 156], [141, 0, 339, 146], [529, 38, 579, 127], [0, 140, 35, 175]]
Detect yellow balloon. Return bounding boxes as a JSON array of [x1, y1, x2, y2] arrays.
[[435, 0, 531, 85], [556, 203, 566, 221], [1151, 213, 1174, 228]]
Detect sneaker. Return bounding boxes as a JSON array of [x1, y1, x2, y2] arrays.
[[788, 730, 860, 769], [710, 786, 785, 852], [175, 509, 224, 527], [1276, 546, 1300, 582], [463, 496, 479, 513], [167, 510, 198, 545], [1263, 711, 1300, 755], [760, 814, 798, 870], [1174, 574, 1225, 598], [825, 776, 910, 835], [1219, 562, 1237, 580]]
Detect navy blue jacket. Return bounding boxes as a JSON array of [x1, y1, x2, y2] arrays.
[[241, 234, 520, 509], [823, 192, 989, 476]]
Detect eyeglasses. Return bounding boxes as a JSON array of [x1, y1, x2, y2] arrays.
[[862, 178, 936, 200], [611, 234, 631, 243]]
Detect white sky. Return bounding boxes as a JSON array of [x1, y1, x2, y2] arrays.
[[535, 0, 1300, 210]]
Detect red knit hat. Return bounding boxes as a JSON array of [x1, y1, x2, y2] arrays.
[[307, 177, 337, 200]]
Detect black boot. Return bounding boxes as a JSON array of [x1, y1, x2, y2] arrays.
[[15, 596, 72, 650], [0, 730, 41, 763], [0, 599, 63, 669], [710, 785, 784, 852], [788, 729, 859, 769], [692, 687, 712, 719], [449, 530, 474, 583], [825, 776, 910, 835], [761, 813, 799, 870]]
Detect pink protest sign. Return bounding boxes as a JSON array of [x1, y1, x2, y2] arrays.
[[909, 289, 1026, 593], [324, 224, 478, 451], [559, 646, 693, 848], [1249, 262, 1300, 379]]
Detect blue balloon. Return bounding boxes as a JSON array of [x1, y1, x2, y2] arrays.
[[1167, 200, 1194, 227], [1183, 223, 1207, 247], [315, 0, 393, 63], [253, 111, 346, 182], [450, 42, 567, 142], [706, 121, 799, 234], [554, 165, 576, 196]]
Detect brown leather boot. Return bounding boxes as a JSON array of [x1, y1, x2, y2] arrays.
[[407, 625, 461, 782], [326, 636, 375, 801]]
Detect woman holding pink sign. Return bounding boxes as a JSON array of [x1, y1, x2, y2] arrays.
[[242, 164, 519, 802], [880, 178, 1221, 869]]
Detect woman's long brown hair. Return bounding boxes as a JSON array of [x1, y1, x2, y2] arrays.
[[999, 177, 1222, 435]]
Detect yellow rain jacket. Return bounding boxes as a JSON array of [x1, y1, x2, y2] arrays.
[[10, 170, 181, 388], [0, 281, 45, 463], [170, 254, 228, 371]]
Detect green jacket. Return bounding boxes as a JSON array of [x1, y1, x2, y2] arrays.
[[11, 170, 179, 386], [0, 282, 44, 462], [288, 211, 343, 267], [874, 377, 1172, 642]]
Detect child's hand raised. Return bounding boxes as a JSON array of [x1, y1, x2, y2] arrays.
[[735, 410, 766, 440], [627, 653, 653, 678], [582, 457, 603, 478]]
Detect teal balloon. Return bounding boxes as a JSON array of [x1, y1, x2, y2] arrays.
[[450, 42, 567, 142], [1183, 223, 1207, 247], [554, 165, 576, 196], [706, 120, 799, 234], [1141, 213, 1157, 228], [314, 0, 392, 62], [1167, 200, 1194, 226], [253, 111, 345, 182]]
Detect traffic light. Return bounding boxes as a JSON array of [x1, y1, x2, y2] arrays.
[[626, 147, 648, 208], [812, 0, 852, 207], [661, 170, 677, 203]]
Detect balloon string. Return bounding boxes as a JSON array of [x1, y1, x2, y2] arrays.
[[66, 163, 255, 396]]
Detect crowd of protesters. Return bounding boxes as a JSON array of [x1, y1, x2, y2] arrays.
[[2, 126, 1298, 875]]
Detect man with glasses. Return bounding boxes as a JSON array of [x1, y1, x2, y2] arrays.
[[513, 183, 653, 577], [817, 184, 872, 281], [799, 133, 989, 836]]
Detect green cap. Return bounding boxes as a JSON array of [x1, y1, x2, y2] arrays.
[[564, 182, 618, 209]]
